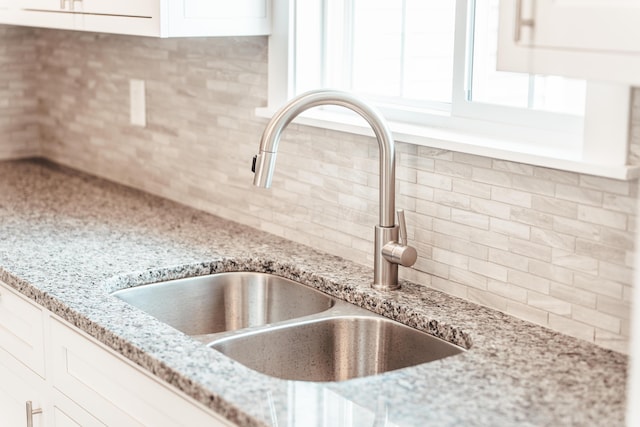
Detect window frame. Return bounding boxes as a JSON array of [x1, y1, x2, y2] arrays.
[[260, 0, 637, 180]]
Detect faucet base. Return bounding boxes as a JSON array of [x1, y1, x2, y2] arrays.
[[373, 225, 401, 291]]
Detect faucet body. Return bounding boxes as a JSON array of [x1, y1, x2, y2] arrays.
[[253, 90, 416, 290]]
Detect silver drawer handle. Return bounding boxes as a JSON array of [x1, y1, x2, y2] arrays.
[[25, 401, 42, 427], [515, 0, 535, 42]]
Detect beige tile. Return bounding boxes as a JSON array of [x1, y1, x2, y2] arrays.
[[451, 208, 490, 230], [487, 280, 528, 302], [488, 248, 529, 272], [429, 276, 468, 299], [417, 170, 453, 190], [432, 248, 469, 269], [594, 329, 628, 354], [580, 175, 630, 196], [508, 270, 550, 294], [472, 167, 512, 187], [577, 205, 627, 230], [572, 305, 621, 333], [433, 189, 471, 209], [552, 249, 598, 274], [510, 207, 554, 229], [575, 239, 627, 265], [489, 218, 531, 240], [491, 186, 532, 208], [549, 282, 597, 309], [596, 295, 631, 319], [470, 197, 511, 220], [509, 237, 552, 262], [512, 175, 555, 196], [452, 151, 492, 167], [450, 266, 488, 290], [506, 301, 549, 326], [527, 291, 571, 315], [573, 272, 623, 299], [530, 228, 575, 251], [555, 183, 603, 206], [468, 288, 508, 311], [531, 195, 578, 219], [434, 159, 473, 179], [492, 159, 534, 176], [469, 258, 508, 281], [548, 314, 594, 342], [538, 165, 583, 184], [452, 179, 492, 199]]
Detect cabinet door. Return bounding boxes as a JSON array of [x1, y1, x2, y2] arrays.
[[0, 281, 46, 377], [50, 318, 234, 427], [167, 0, 271, 37], [497, 0, 640, 85], [0, 355, 45, 427]]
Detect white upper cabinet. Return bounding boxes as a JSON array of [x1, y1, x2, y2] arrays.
[[0, 0, 271, 37], [497, 0, 640, 85]]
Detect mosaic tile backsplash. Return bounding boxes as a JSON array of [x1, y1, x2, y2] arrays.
[[0, 26, 636, 353]]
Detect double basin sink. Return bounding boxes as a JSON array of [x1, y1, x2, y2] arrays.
[[112, 272, 464, 382]]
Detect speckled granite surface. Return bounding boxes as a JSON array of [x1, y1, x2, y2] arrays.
[[0, 159, 628, 426]]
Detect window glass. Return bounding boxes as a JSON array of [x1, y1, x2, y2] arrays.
[[304, 0, 586, 120]]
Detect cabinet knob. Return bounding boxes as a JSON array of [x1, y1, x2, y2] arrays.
[[25, 401, 42, 427]]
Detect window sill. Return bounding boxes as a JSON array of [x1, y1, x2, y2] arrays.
[[255, 107, 640, 181]]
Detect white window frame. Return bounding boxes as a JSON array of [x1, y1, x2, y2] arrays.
[[258, 0, 637, 180]]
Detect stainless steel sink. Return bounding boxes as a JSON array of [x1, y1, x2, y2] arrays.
[[210, 315, 464, 382], [111, 272, 335, 337], [113, 271, 466, 382]]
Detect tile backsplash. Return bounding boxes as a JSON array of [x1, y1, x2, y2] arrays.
[[0, 26, 40, 159], [1, 27, 636, 353]]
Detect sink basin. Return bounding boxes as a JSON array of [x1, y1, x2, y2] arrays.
[[210, 315, 465, 382], [111, 272, 335, 336]]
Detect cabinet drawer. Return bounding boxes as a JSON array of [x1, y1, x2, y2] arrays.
[[0, 281, 46, 377], [51, 318, 233, 427]]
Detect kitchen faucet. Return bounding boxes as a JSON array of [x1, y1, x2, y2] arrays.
[[251, 90, 417, 290]]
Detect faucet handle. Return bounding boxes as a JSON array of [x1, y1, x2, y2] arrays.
[[381, 210, 418, 268], [397, 209, 408, 246]]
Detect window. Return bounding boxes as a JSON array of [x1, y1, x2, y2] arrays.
[[262, 0, 634, 179]]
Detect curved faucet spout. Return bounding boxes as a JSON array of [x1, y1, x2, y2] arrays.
[[253, 90, 396, 228], [252, 90, 416, 290]]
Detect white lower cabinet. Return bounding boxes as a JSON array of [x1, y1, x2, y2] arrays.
[[0, 281, 234, 427]]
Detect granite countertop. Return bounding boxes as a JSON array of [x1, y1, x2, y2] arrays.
[[0, 159, 628, 426]]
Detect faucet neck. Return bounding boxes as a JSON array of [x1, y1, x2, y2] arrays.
[[254, 90, 396, 228]]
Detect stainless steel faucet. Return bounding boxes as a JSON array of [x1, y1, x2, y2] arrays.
[[252, 90, 417, 290]]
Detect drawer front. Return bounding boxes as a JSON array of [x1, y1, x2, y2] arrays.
[[51, 318, 233, 427], [0, 281, 46, 377]]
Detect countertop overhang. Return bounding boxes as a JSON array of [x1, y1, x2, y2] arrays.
[[0, 159, 628, 426]]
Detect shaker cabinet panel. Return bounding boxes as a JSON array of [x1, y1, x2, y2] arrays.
[[0, 352, 46, 427], [497, 0, 640, 85], [50, 317, 234, 427]]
